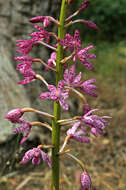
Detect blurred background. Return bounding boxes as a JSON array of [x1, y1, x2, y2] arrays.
[[0, 0, 126, 189]]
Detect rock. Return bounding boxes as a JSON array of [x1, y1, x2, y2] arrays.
[[0, 46, 35, 143]]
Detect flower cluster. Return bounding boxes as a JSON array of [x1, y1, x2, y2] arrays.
[[66, 109, 111, 144], [5, 0, 111, 189], [59, 30, 96, 70]]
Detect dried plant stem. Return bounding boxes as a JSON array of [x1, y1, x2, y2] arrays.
[[59, 135, 71, 153], [35, 74, 49, 86], [33, 58, 57, 72], [31, 121, 52, 131], [65, 87, 87, 104], [66, 153, 86, 172], [37, 41, 57, 51], [51, 0, 67, 190], [38, 144, 54, 149], [21, 108, 54, 118]]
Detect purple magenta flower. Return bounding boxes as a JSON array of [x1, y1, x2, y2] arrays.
[[14, 56, 36, 85], [79, 0, 90, 12], [30, 25, 50, 43], [62, 65, 82, 88], [73, 45, 96, 70], [5, 109, 23, 123], [80, 78, 98, 97], [41, 150, 52, 168], [21, 148, 52, 167], [40, 81, 69, 110], [14, 56, 33, 71], [62, 65, 98, 97], [82, 109, 111, 137], [13, 120, 32, 144], [18, 68, 36, 85], [59, 31, 96, 70], [14, 56, 33, 62], [81, 172, 92, 190], [46, 52, 56, 71], [59, 29, 81, 53], [67, 122, 90, 143], [16, 39, 36, 55]]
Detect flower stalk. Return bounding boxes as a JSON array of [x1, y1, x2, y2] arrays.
[[21, 107, 54, 118], [51, 0, 67, 189], [31, 121, 52, 131]]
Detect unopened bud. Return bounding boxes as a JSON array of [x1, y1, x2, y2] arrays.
[[79, 0, 90, 12], [81, 172, 92, 190], [5, 109, 23, 123]]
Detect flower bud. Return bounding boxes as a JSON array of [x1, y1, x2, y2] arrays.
[[81, 172, 92, 190], [5, 109, 23, 123], [79, 0, 90, 12], [83, 104, 91, 114]]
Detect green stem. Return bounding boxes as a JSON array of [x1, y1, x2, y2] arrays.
[[51, 0, 67, 190]]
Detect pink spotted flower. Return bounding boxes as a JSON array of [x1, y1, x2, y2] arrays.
[[59, 29, 81, 53], [14, 56, 37, 85], [21, 147, 52, 167], [62, 64, 82, 88], [66, 108, 111, 138], [16, 26, 50, 55], [59, 30, 96, 70], [82, 109, 111, 137], [16, 39, 36, 55], [80, 78, 98, 97], [14, 56, 33, 71], [73, 45, 96, 70], [67, 122, 90, 143], [62, 65, 98, 97], [40, 81, 69, 110], [30, 25, 50, 43], [13, 120, 32, 144], [18, 68, 36, 85]]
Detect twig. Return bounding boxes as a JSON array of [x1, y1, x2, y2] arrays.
[[15, 176, 32, 190]]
